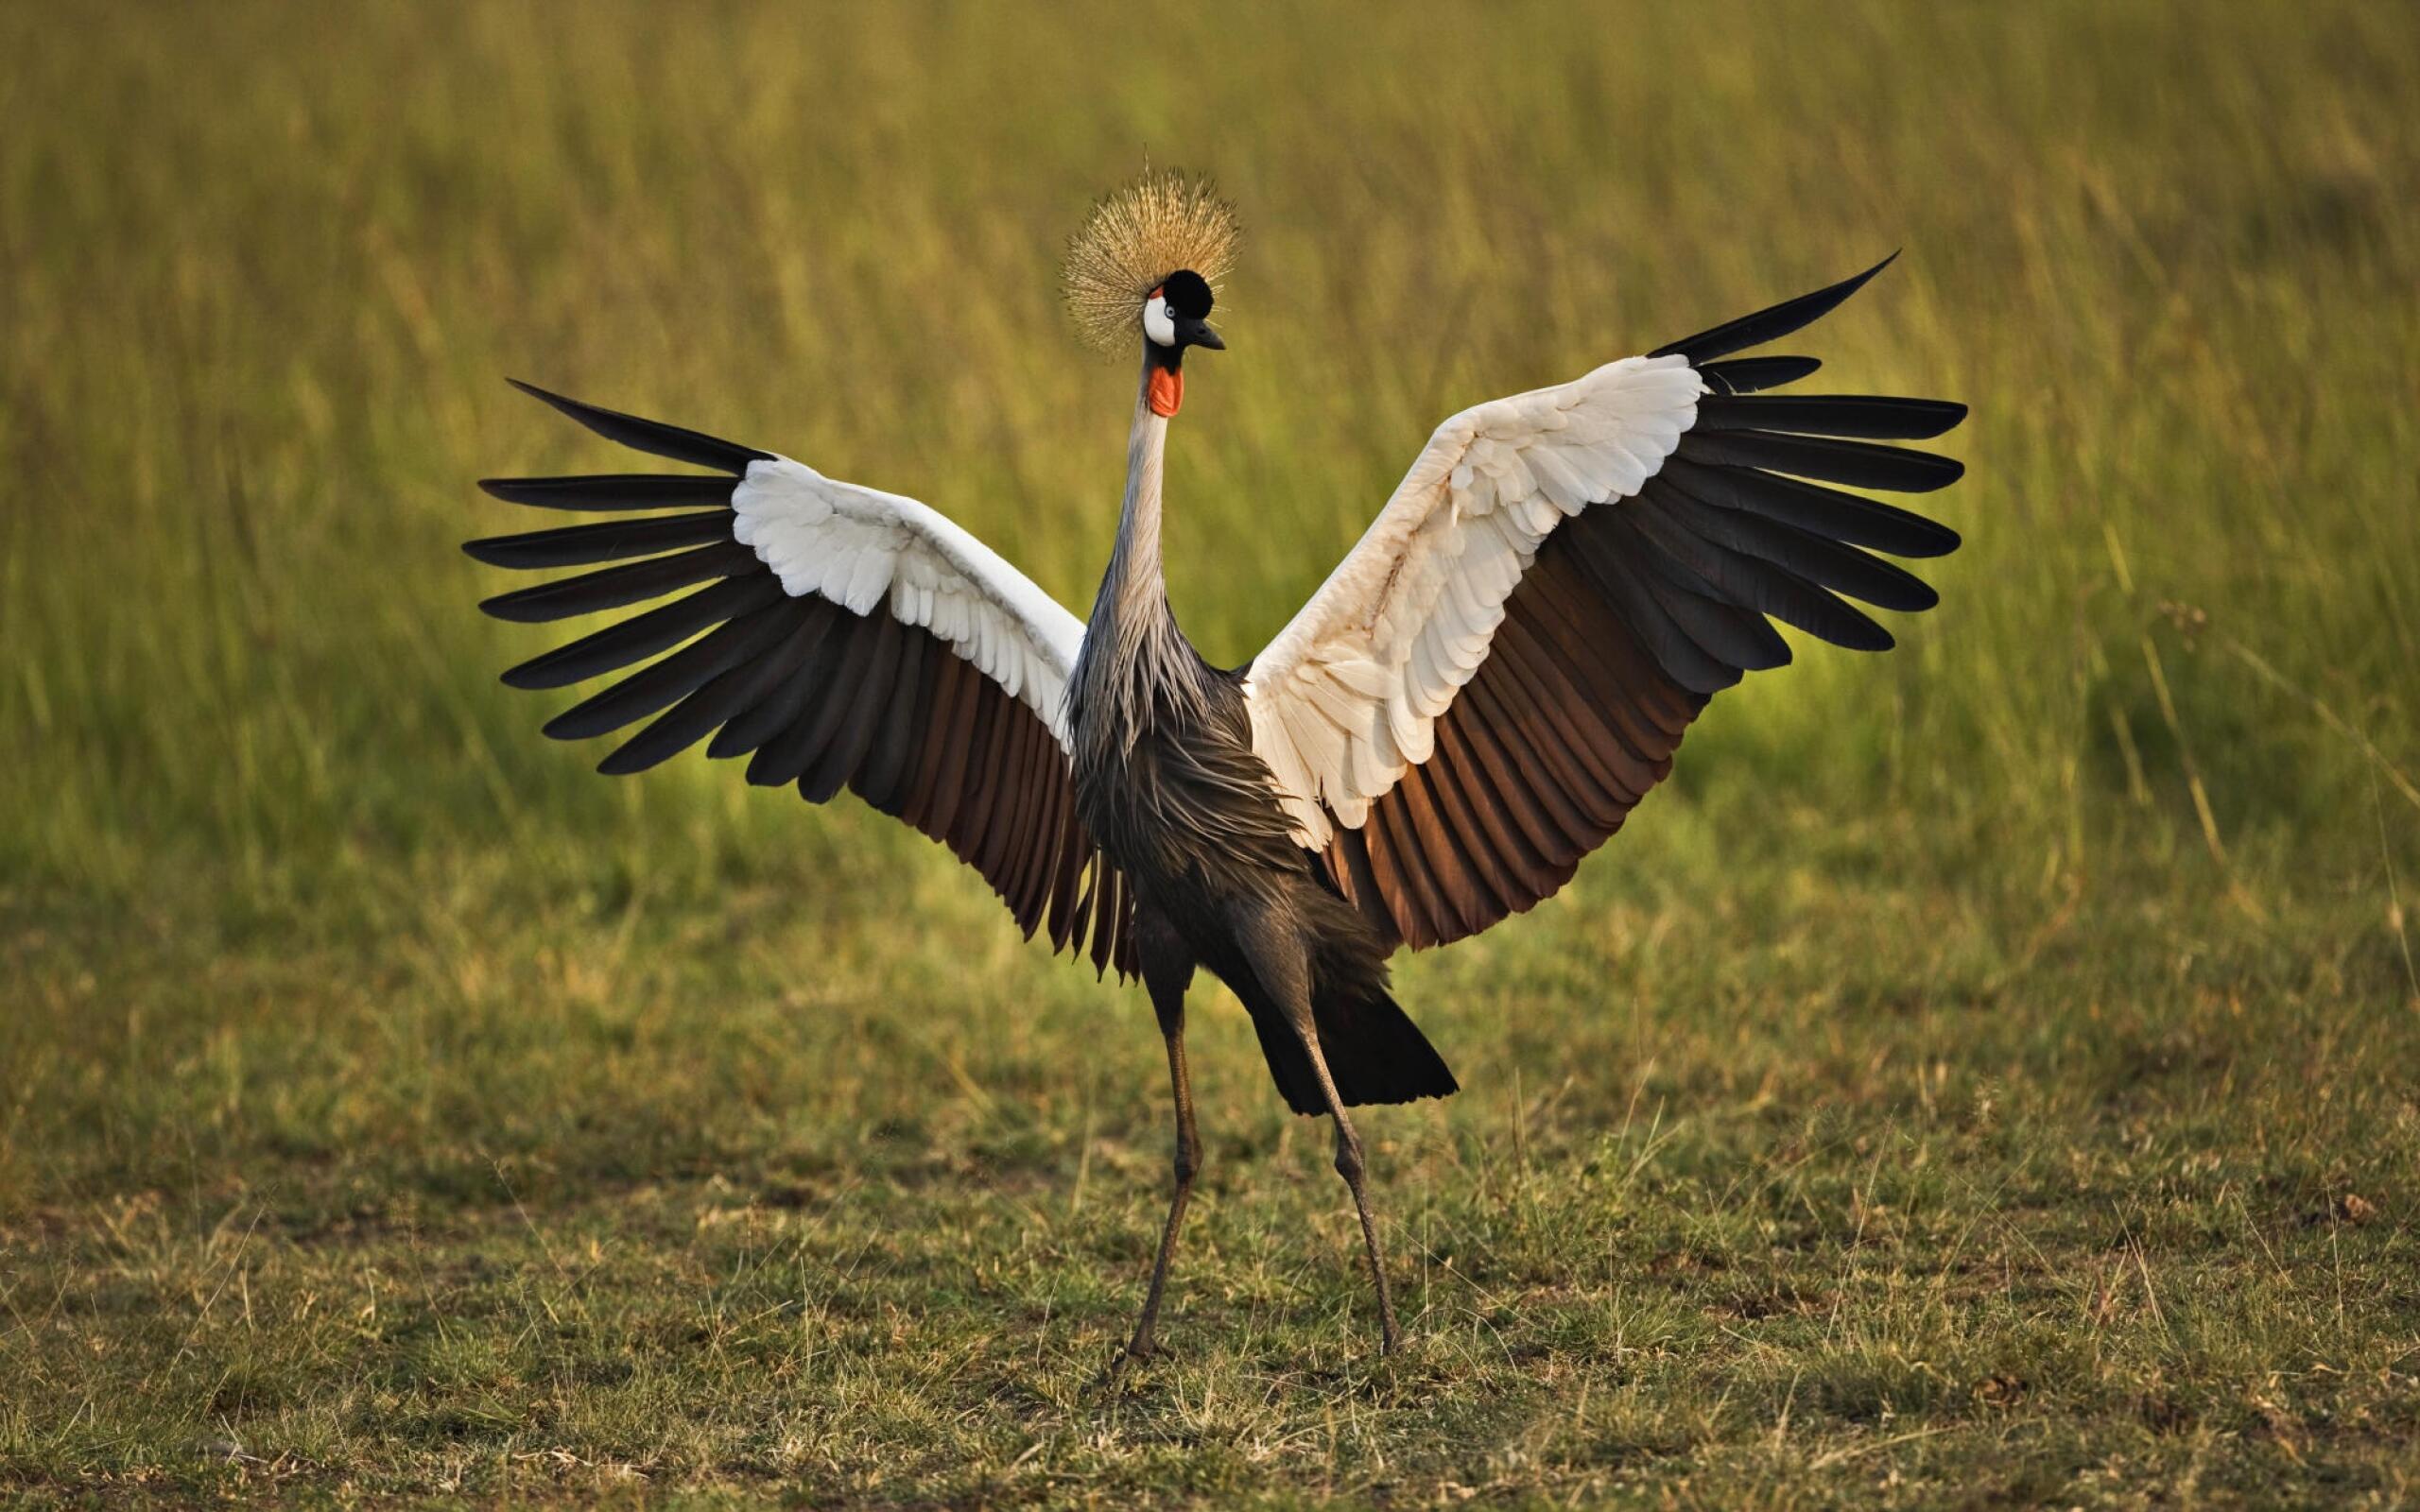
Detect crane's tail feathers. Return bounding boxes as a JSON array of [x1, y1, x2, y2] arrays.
[[1251, 988, 1459, 1115]]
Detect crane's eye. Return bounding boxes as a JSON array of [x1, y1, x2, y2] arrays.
[[1142, 296, 1177, 347]]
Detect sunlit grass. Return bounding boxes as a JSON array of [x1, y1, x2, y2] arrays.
[[3, 1, 2416, 1504]]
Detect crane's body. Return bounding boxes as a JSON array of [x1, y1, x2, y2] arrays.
[[466, 172, 1968, 1364], [1071, 362, 1450, 1109]]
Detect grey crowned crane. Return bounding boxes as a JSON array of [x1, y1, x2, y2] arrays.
[[465, 171, 1966, 1364]]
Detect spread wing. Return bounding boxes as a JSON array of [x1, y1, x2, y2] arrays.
[[1242, 257, 1965, 950], [468, 382, 1135, 976]]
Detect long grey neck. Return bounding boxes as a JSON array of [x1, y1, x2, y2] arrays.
[[1099, 369, 1171, 636], [1070, 355, 1205, 752]]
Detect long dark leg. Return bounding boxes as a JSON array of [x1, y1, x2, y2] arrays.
[[1113, 914, 1199, 1373], [1292, 1018, 1401, 1354], [1240, 908, 1401, 1355]]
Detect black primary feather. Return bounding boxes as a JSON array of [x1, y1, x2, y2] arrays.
[[463, 511, 736, 570], [1697, 394, 1967, 441], [1696, 355, 1821, 394], [1632, 489, 1895, 650], [542, 605, 793, 742], [476, 474, 739, 512], [1656, 457, 1962, 559], [500, 575, 784, 691], [1651, 253, 1898, 365], [505, 379, 772, 474], [1676, 430, 1964, 493], [476, 540, 758, 624], [1653, 473, 1938, 613]]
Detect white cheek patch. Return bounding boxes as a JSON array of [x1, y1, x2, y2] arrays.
[[1143, 294, 1176, 348]]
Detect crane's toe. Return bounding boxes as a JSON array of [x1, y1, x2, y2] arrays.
[[1100, 1335, 1168, 1385]]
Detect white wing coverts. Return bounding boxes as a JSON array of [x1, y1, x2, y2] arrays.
[[732, 459, 1080, 739]]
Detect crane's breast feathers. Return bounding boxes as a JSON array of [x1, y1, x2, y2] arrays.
[[731, 459, 1086, 746], [1243, 355, 1706, 848]]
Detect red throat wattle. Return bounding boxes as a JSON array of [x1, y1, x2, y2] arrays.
[[1148, 366, 1184, 418]]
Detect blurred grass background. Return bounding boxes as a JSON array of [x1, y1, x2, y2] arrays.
[[3, 1, 2416, 1505]]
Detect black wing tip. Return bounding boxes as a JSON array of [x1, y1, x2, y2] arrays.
[[595, 745, 660, 778], [1651, 249, 1908, 365], [541, 706, 609, 743], [1906, 456, 1965, 492], [503, 377, 620, 435], [476, 591, 544, 624], [495, 377, 771, 473], [497, 655, 581, 691], [1798, 251, 1900, 317], [1789, 247, 1902, 303], [505, 376, 582, 410], [503, 376, 585, 422], [1890, 396, 1969, 440], [476, 473, 598, 506], [1834, 249, 1901, 298]]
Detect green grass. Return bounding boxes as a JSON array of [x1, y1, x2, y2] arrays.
[[4, 1, 2418, 1504]]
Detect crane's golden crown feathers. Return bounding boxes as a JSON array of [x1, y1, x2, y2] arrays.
[[1062, 169, 1239, 354]]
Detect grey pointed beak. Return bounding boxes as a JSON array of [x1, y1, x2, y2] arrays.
[[1180, 318, 1225, 352]]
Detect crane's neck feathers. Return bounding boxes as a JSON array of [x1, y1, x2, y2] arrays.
[[1069, 354, 1205, 754], [1109, 364, 1171, 623]]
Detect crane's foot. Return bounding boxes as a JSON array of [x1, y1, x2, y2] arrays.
[[1371, 1292, 1401, 1356], [1365, 1285, 1402, 1358], [1100, 1333, 1166, 1385]]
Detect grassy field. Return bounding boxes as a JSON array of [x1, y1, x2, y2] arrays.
[[5, 1, 2419, 1504]]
